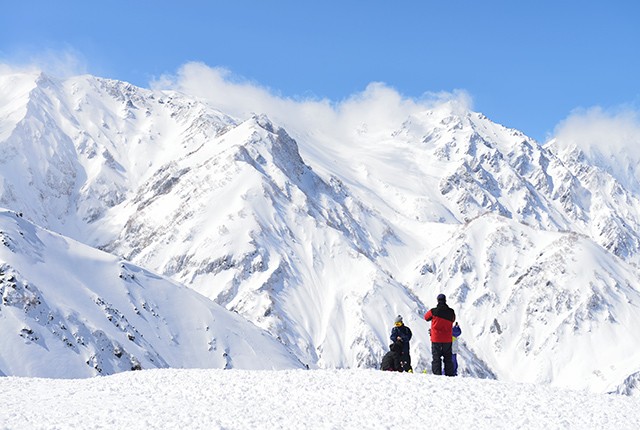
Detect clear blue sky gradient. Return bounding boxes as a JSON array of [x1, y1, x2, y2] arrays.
[[1, 1, 639, 141]]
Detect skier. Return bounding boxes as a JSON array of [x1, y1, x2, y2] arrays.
[[390, 315, 413, 372], [424, 294, 456, 376], [452, 322, 462, 376], [380, 339, 403, 371]]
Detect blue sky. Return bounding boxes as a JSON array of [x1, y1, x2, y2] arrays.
[[1, 1, 639, 142]]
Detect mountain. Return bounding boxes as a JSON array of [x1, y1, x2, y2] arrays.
[[0, 209, 303, 377], [1, 70, 640, 394]]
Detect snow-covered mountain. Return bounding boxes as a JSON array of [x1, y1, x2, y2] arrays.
[[0, 209, 303, 377], [1, 70, 640, 395]]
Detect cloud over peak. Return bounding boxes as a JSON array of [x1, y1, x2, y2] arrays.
[[552, 106, 640, 191], [152, 62, 474, 141]]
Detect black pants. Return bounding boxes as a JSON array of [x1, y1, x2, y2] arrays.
[[399, 351, 412, 372], [431, 342, 454, 376]]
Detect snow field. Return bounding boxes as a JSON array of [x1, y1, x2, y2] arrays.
[[0, 369, 639, 430]]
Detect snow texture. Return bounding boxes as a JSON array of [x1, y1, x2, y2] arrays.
[[2, 70, 640, 398], [0, 209, 303, 377], [0, 369, 639, 430]]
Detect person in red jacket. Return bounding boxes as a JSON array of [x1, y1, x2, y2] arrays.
[[424, 294, 456, 376]]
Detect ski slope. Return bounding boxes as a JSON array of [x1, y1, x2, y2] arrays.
[[0, 369, 638, 429]]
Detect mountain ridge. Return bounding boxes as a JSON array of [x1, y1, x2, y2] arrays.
[[1, 70, 639, 394]]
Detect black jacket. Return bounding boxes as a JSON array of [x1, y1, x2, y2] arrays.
[[380, 340, 403, 371], [390, 324, 412, 353]]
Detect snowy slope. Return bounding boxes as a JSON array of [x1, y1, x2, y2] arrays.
[[0, 209, 303, 377], [2, 70, 640, 394], [546, 138, 640, 264], [0, 71, 236, 238], [95, 112, 441, 373], [414, 213, 640, 392], [1, 369, 639, 429]]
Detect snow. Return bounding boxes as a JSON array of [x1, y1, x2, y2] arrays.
[[3, 69, 640, 397], [0, 210, 303, 377], [1, 369, 639, 429]]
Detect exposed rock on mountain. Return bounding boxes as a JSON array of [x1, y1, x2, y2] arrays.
[[1, 71, 640, 393]]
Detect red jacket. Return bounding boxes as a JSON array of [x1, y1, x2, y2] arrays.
[[424, 303, 456, 343]]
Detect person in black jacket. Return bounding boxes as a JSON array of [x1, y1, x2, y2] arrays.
[[380, 340, 403, 371], [390, 315, 413, 372]]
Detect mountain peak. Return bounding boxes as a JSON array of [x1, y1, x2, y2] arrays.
[[2, 72, 640, 394]]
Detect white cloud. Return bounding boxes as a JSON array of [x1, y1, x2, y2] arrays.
[[151, 62, 473, 142], [0, 48, 88, 78], [553, 106, 640, 155], [552, 106, 640, 190]]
